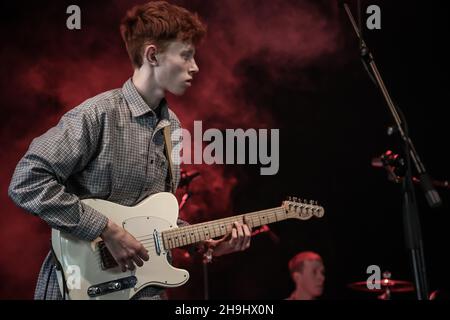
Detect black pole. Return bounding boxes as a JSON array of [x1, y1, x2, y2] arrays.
[[203, 259, 209, 300], [401, 128, 429, 299]]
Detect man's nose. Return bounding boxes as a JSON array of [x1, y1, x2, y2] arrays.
[[317, 273, 325, 283], [190, 59, 199, 74]]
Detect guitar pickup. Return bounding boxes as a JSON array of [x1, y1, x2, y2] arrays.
[[153, 229, 161, 255], [87, 276, 137, 298]]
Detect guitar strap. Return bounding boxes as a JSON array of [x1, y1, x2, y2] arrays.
[[163, 125, 176, 193]]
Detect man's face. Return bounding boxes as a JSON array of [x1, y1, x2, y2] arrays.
[[296, 259, 325, 298], [154, 40, 199, 95]]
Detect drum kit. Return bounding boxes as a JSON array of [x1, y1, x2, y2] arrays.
[[347, 271, 415, 300], [348, 270, 447, 300]]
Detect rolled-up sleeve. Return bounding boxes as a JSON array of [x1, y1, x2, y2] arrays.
[[8, 105, 108, 241]]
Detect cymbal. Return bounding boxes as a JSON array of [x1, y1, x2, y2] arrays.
[[348, 279, 415, 293]]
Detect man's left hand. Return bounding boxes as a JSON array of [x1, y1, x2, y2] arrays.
[[203, 220, 252, 257]]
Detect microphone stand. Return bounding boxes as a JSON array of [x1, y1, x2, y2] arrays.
[[340, 1, 442, 300]]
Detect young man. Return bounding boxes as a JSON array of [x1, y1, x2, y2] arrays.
[[287, 251, 325, 300], [8, 1, 251, 300]]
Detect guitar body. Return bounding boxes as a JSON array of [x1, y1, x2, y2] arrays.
[[51, 192, 189, 300]]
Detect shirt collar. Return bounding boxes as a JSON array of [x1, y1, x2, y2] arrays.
[[122, 78, 169, 120]]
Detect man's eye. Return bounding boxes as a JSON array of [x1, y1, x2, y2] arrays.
[[182, 52, 194, 61]]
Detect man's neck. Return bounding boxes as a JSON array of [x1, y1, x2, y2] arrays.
[[132, 68, 165, 110], [290, 288, 314, 300]]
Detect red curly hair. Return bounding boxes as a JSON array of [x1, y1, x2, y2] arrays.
[[120, 1, 207, 68]]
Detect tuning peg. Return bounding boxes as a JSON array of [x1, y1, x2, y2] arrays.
[[288, 196, 292, 201], [293, 197, 298, 202], [309, 200, 314, 205]]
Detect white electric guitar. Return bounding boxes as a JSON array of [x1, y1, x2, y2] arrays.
[[51, 192, 325, 300]]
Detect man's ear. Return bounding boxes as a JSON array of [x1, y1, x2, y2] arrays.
[[292, 271, 301, 282], [144, 44, 158, 66]]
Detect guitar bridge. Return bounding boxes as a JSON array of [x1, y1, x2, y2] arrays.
[[97, 241, 118, 270]]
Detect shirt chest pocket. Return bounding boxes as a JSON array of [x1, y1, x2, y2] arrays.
[[147, 132, 170, 191], [155, 149, 169, 178], [110, 122, 152, 203]]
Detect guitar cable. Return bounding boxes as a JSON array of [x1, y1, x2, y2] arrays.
[[43, 264, 54, 300], [49, 241, 69, 300]]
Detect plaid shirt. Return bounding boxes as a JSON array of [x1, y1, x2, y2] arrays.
[[8, 79, 184, 300]]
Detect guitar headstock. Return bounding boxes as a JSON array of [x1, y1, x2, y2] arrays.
[[282, 197, 325, 220]]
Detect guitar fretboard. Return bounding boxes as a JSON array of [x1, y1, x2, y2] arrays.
[[161, 206, 288, 250]]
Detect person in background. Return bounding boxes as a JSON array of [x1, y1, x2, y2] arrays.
[[287, 251, 325, 300]]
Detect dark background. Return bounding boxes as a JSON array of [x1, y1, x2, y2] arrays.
[[0, 0, 448, 300]]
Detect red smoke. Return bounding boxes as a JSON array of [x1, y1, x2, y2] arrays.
[[0, 0, 344, 298]]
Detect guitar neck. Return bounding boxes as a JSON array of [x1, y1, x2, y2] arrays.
[[162, 206, 288, 250]]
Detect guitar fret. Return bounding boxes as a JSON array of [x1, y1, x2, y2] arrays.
[[180, 231, 185, 246], [180, 232, 185, 246], [213, 225, 220, 238], [193, 231, 198, 244]]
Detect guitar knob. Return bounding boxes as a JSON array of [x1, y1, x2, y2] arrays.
[[88, 287, 101, 296], [108, 282, 122, 290]]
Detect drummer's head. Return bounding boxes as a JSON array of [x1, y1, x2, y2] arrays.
[[289, 251, 325, 299]]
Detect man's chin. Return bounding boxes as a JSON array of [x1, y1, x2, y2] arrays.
[[312, 287, 323, 297], [168, 88, 187, 96]]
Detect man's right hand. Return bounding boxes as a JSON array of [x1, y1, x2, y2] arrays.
[[100, 219, 150, 272]]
